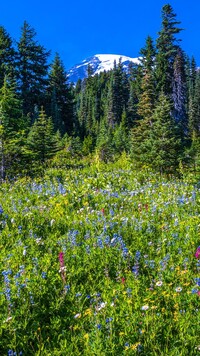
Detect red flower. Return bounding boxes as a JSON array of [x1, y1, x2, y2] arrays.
[[121, 277, 126, 284], [101, 208, 105, 215]]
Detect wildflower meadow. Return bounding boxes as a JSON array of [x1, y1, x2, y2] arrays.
[[0, 160, 200, 355]]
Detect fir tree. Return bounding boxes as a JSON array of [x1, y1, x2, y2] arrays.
[[0, 77, 24, 180], [150, 92, 181, 173], [17, 21, 50, 118], [172, 48, 187, 133], [0, 26, 16, 87], [138, 36, 156, 120], [48, 53, 74, 135], [156, 4, 183, 96], [190, 71, 200, 137], [27, 107, 59, 164]]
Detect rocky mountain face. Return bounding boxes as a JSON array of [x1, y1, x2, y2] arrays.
[[67, 54, 140, 83]]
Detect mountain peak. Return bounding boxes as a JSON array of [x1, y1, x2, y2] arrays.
[[67, 54, 140, 83]]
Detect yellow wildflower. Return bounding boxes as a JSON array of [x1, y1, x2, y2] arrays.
[[84, 308, 92, 316], [131, 342, 140, 350]]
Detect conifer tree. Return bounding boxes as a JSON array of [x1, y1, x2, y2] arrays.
[[0, 77, 24, 180], [149, 92, 181, 173], [138, 36, 156, 119], [0, 26, 16, 87], [27, 107, 59, 164], [156, 4, 183, 96], [17, 21, 50, 118], [48, 53, 74, 135], [172, 48, 187, 133], [190, 72, 200, 137]]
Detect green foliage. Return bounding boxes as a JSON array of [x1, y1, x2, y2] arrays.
[[17, 21, 50, 117], [0, 77, 24, 180], [48, 53, 74, 135], [27, 107, 60, 164], [132, 93, 181, 173], [0, 26, 16, 87], [149, 93, 181, 173], [156, 4, 183, 96]]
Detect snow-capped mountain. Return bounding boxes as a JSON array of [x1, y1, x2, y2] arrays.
[[67, 54, 140, 83]]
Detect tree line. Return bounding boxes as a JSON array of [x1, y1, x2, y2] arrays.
[[0, 3, 199, 179]]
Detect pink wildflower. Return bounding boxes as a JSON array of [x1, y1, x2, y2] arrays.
[[59, 252, 64, 268], [59, 252, 66, 285], [194, 246, 200, 259], [121, 277, 126, 284]]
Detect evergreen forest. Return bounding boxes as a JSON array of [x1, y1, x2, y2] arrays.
[[0, 4, 199, 178]]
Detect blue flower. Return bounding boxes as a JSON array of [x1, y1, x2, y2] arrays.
[[106, 317, 113, 323]]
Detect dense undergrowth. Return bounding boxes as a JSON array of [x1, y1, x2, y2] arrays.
[[0, 159, 200, 355]]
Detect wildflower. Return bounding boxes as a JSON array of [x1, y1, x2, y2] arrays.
[[84, 308, 92, 316], [191, 289, 198, 294], [131, 342, 141, 350], [42, 272, 47, 279], [175, 287, 182, 292], [194, 278, 200, 286], [74, 313, 81, 319], [64, 285, 70, 292], [76, 292, 82, 297], [141, 305, 149, 311], [194, 246, 200, 259], [106, 317, 113, 323], [121, 277, 126, 284], [96, 301, 107, 311], [156, 281, 163, 287], [59, 252, 64, 268], [83, 333, 89, 340], [50, 219, 55, 226]]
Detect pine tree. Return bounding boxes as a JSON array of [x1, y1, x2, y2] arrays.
[[190, 72, 200, 137], [187, 57, 197, 137], [106, 59, 126, 127], [48, 53, 74, 135], [156, 4, 183, 96], [0, 26, 16, 87], [17, 21, 50, 118], [27, 107, 59, 164], [149, 92, 181, 173], [172, 48, 187, 133], [0, 77, 24, 180], [138, 36, 156, 120]]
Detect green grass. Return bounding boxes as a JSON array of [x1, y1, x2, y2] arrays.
[[0, 161, 200, 355]]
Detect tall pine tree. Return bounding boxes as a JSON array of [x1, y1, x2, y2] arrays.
[[17, 21, 50, 118]]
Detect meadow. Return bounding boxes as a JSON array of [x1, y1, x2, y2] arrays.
[[0, 159, 200, 355]]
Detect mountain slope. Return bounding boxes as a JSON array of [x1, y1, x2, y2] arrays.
[[67, 54, 140, 83]]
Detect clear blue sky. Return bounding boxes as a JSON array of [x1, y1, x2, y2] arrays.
[[1, 0, 200, 69]]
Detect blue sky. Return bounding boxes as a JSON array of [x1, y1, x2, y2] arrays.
[[1, 0, 200, 69]]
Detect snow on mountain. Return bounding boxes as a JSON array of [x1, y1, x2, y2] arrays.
[[67, 54, 140, 83]]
